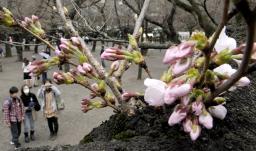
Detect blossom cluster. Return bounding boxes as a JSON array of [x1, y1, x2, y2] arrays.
[[144, 27, 251, 141], [21, 15, 45, 38]]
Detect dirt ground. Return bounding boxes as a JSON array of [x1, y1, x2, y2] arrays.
[[0, 44, 167, 151]]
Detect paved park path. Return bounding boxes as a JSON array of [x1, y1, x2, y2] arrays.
[[0, 45, 167, 151]]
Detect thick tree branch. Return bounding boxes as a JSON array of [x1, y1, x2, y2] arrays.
[[115, 0, 151, 80], [200, 0, 230, 85], [210, 0, 256, 100]]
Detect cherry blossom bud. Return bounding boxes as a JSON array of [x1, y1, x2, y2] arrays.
[[0, 8, 15, 27], [208, 105, 227, 120], [199, 110, 213, 129], [181, 95, 190, 106], [55, 48, 62, 56], [183, 117, 192, 133], [163, 41, 194, 64], [237, 77, 250, 87], [82, 63, 93, 72], [77, 65, 86, 74], [110, 61, 120, 71], [31, 15, 39, 22], [168, 105, 187, 126], [190, 31, 208, 50], [71, 37, 80, 46], [171, 58, 192, 76], [24, 17, 32, 24], [190, 119, 201, 141], [164, 84, 192, 105], [191, 100, 204, 116]]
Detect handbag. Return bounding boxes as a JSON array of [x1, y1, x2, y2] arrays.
[[55, 95, 65, 110]]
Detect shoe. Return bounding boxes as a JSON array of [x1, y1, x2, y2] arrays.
[[14, 143, 21, 150], [30, 131, 35, 141], [9, 141, 14, 145], [49, 133, 54, 141], [25, 136, 29, 143], [24, 132, 30, 143]]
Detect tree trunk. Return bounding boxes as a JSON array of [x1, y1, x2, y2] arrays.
[[16, 46, 23, 62], [34, 39, 39, 54], [92, 41, 97, 52], [5, 43, 12, 57]]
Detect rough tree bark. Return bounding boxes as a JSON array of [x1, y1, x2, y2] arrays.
[[168, 0, 217, 36]]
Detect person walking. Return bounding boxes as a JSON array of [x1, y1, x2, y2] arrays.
[[3, 86, 25, 149], [37, 79, 62, 140], [22, 58, 32, 88], [20, 84, 41, 143]]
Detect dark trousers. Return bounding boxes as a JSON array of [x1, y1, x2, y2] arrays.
[[10, 122, 21, 147], [47, 117, 58, 135], [42, 72, 47, 83]]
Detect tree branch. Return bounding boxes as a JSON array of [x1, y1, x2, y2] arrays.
[[199, 0, 230, 85], [210, 0, 256, 100], [115, 0, 151, 80]]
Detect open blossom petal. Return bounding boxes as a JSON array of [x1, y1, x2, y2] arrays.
[[144, 87, 165, 106], [214, 26, 237, 53], [199, 111, 213, 129], [144, 78, 167, 90], [213, 64, 233, 76], [208, 105, 227, 120], [168, 105, 187, 126], [163, 41, 194, 64], [237, 77, 250, 87]]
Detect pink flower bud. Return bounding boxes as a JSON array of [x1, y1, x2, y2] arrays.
[[163, 41, 194, 64], [168, 105, 187, 126], [164, 84, 192, 105], [183, 117, 192, 133], [190, 119, 201, 141], [24, 17, 32, 24], [192, 101, 204, 116], [181, 95, 190, 106], [60, 38, 70, 46], [171, 58, 192, 76], [199, 110, 213, 129], [71, 37, 80, 46], [208, 105, 227, 120], [82, 63, 93, 72], [110, 61, 120, 71], [237, 77, 250, 87], [31, 15, 39, 22], [55, 48, 61, 56], [77, 65, 86, 74], [21, 21, 27, 27]]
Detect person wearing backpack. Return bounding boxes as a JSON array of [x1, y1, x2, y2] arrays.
[[37, 79, 63, 140], [20, 84, 41, 143], [3, 86, 25, 149]]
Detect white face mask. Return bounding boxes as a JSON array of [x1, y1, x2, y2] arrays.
[[23, 88, 30, 95]]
